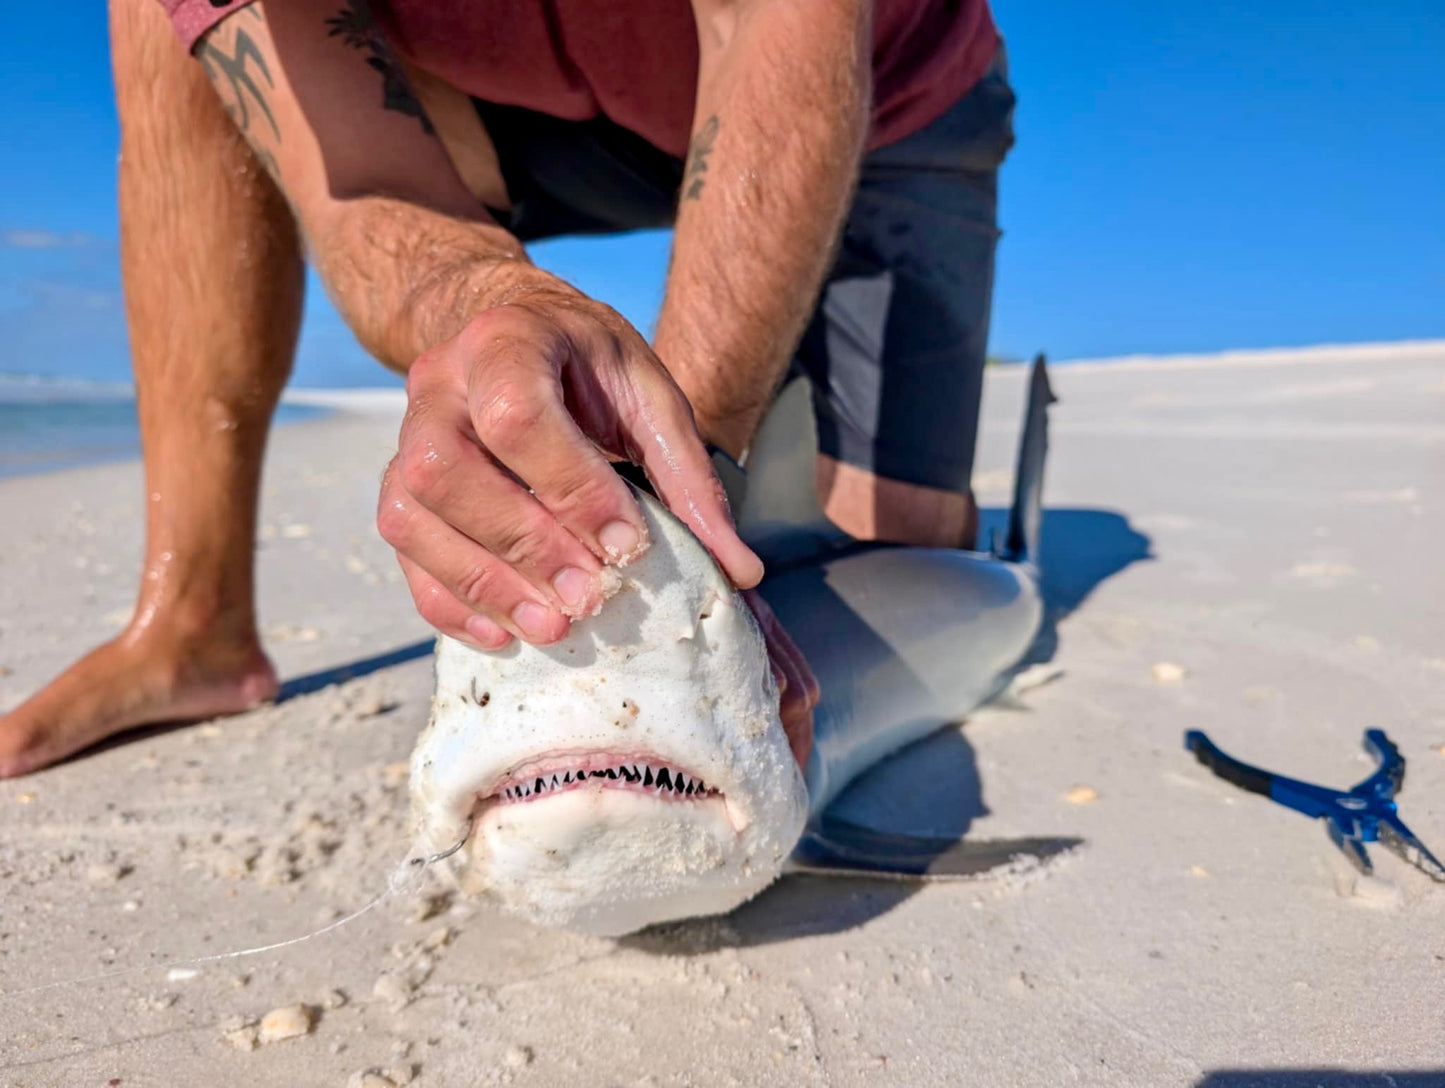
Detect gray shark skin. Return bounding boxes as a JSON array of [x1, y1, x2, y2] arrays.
[[410, 358, 1056, 935], [742, 359, 1053, 820]]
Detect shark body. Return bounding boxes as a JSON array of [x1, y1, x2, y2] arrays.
[[411, 358, 1055, 935]]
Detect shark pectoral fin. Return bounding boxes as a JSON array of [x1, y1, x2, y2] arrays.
[[785, 817, 1082, 882]]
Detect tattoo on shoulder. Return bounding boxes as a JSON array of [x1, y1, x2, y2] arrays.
[[682, 116, 719, 201], [325, 0, 434, 136]]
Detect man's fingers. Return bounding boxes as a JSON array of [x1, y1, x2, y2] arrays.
[[392, 300, 764, 657], [397, 397, 612, 618], [779, 679, 814, 768], [624, 367, 764, 590], [775, 632, 815, 767], [379, 461, 569, 644], [783, 631, 821, 713], [759, 601, 819, 713], [769, 657, 789, 698], [744, 589, 815, 768], [398, 557, 512, 650], [459, 310, 652, 568]]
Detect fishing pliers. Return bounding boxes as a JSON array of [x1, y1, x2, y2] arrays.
[[1185, 728, 1445, 882]]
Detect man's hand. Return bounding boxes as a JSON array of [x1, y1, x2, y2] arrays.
[[743, 590, 817, 770], [379, 290, 764, 649]]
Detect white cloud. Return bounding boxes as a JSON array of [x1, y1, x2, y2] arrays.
[[0, 229, 96, 250]]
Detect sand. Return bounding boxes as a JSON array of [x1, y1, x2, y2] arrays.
[[1, 341, 1443, 1087]]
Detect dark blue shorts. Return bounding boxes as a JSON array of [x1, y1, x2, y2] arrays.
[[475, 48, 1015, 496]]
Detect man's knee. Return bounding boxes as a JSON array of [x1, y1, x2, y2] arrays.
[[815, 454, 977, 549]]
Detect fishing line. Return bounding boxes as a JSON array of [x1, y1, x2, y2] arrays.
[[0, 818, 473, 1003]]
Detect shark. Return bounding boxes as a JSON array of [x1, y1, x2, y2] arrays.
[[410, 357, 1059, 936]]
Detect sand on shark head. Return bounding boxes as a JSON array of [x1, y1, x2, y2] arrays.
[[409, 486, 808, 937]]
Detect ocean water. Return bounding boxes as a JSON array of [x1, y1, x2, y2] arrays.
[[0, 376, 324, 479]]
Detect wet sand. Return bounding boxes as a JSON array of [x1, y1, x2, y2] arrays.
[[1, 341, 1443, 1086]]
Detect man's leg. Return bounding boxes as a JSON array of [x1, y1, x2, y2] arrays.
[[801, 51, 1016, 550], [0, 0, 303, 777]]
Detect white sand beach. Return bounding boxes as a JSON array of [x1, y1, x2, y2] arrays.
[[2, 341, 1443, 1087]]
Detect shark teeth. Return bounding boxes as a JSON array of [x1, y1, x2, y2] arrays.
[[496, 762, 717, 803]]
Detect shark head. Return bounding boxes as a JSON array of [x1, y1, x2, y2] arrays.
[[409, 488, 808, 936]]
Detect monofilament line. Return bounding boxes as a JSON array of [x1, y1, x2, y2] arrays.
[[0, 818, 473, 1003]]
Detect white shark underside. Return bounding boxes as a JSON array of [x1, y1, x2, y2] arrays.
[[411, 359, 1055, 935]]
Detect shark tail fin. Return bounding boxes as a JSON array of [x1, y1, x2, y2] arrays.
[[999, 353, 1056, 566]]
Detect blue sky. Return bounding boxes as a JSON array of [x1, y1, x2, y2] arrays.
[[0, 1, 1440, 387]]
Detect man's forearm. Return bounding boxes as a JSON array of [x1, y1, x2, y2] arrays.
[[655, 0, 871, 457], [311, 196, 564, 373]]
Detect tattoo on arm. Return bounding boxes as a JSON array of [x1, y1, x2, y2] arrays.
[[198, 22, 281, 177], [325, 0, 434, 135], [682, 115, 719, 201]]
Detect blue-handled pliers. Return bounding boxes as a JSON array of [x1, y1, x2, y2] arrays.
[[1184, 728, 1445, 882]]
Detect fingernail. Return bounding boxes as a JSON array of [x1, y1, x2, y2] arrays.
[[736, 545, 765, 588], [599, 520, 641, 562], [552, 566, 591, 610], [465, 614, 508, 648], [512, 600, 556, 641]]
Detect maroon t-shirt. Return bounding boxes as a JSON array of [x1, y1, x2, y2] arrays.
[[165, 0, 998, 156]]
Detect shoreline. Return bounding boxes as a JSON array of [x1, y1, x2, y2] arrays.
[[1045, 336, 1445, 373], [0, 401, 332, 481], [6, 339, 1440, 484]]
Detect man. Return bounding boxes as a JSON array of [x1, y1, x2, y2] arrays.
[[0, 0, 1014, 777]]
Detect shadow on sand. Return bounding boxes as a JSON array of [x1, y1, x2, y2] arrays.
[[1195, 1074, 1445, 1087], [61, 637, 437, 767], [625, 505, 1152, 952], [275, 639, 435, 702]]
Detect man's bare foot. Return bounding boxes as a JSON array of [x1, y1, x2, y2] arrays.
[[0, 623, 278, 778]]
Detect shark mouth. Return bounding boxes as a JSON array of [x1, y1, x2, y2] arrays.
[[484, 756, 721, 806]]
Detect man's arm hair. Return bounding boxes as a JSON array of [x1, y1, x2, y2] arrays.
[[194, 1, 542, 370], [654, 0, 871, 457]]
